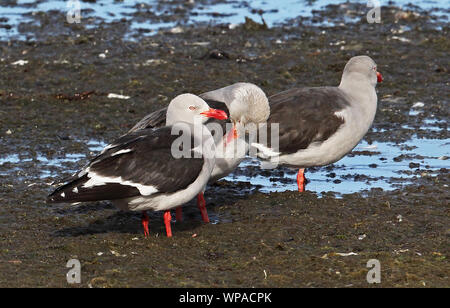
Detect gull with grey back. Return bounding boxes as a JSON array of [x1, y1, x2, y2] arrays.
[[252, 56, 383, 191], [128, 82, 270, 222], [47, 94, 228, 237]]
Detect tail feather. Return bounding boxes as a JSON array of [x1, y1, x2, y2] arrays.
[[47, 174, 140, 204], [47, 175, 89, 203]]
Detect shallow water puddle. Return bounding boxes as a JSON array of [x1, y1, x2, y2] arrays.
[[0, 126, 448, 196], [0, 154, 21, 164], [86, 139, 108, 153], [0, 139, 108, 179], [1, 0, 448, 40], [224, 136, 449, 196]]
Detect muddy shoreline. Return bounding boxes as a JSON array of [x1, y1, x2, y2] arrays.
[[0, 1, 448, 287]]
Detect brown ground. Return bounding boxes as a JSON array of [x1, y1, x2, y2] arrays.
[[0, 1, 448, 287]]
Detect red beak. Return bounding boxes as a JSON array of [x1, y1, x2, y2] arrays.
[[200, 108, 228, 120], [377, 71, 383, 83]]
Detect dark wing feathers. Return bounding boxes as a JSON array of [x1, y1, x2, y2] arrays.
[[202, 99, 230, 137], [128, 107, 167, 132], [264, 87, 349, 154], [201, 99, 229, 113], [47, 127, 204, 203], [90, 129, 203, 191], [47, 174, 140, 203]]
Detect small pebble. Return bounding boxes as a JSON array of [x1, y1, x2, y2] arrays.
[[169, 26, 184, 34]]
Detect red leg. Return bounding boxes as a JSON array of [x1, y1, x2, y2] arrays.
[[197, 192, 210, 223], [141, 211, 149, 238], [297, 168, 306, 192], [164, 211, 172, 238], [176, 206, 183, 222]]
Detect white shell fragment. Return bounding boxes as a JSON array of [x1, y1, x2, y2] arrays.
[[107, 93, 131, 100], [11, 60, 28, 66]]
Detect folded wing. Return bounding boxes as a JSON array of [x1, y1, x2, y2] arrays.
[[47, 127, 204, 203]]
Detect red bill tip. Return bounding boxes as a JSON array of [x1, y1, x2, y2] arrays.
[[377, 71, 383, 83], [200, 108, 228, 120]]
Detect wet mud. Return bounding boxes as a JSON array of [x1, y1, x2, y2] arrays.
[[0, 1, 448, 287]]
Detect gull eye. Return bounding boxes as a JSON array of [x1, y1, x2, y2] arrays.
[[189, 105, 197, 111], [373, 66, 377, 71]]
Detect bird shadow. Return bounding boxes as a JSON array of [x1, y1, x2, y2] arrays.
[[52, 201, 113, 215], [52, 180, 258, 237]]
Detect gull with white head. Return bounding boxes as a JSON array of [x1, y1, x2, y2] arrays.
[[129, 82, 270, 222], [252, 55, 383, 191], [47, 94, 228, 237]]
